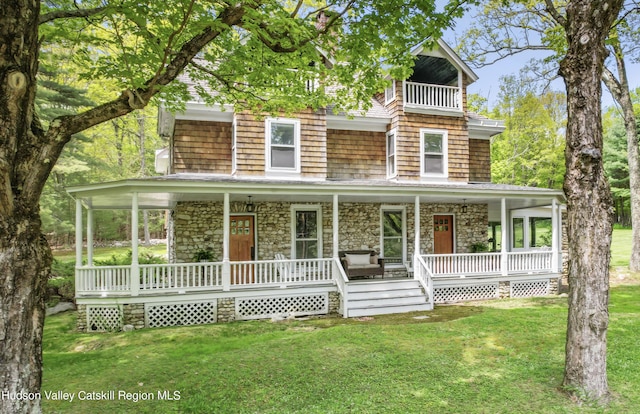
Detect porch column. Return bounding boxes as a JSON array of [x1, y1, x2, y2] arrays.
[[333, 194, 339, 258], [222, 192, 231, 291], [87, 208, 94, 266], [551, 199, 559, 273], [75, 199, 83, 267], [500, 198, 508, 276], [131, 192, 140, 296], [75, 199, 83, 296], [414, 195, 421, 259]]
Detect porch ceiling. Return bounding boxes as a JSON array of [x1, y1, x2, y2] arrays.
[[67, 174, 565, 211]]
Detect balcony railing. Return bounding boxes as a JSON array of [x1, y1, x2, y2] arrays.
[[404, 81, 461, 111]]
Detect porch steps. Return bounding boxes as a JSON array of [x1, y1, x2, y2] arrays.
[[346, 279, 433, 318]]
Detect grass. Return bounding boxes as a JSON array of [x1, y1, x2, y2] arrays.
[[610, 228, 632, 267], [52, 245, 167, 263], [41, 230, 639, 413], [42, 285, 640, 413]]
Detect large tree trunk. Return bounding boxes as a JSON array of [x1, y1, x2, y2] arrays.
[[1, 1, 51, 413], [557, 0, 621, 404], [602, 37, 640, 272]]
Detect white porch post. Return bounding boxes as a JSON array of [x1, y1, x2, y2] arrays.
[[500, 198, 508, 276], [87, 208, 94, 266], [131, 192, 140, 296], [75, 199, 83, 268], [222, 192, 231, 291], [551, 199, 560, 273], [333, 194, 339, 258], [414, 195, 421, 259]]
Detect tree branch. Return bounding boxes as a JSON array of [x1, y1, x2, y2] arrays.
[[543, 0, 566, 26], [39, 6, 107, 25], [23, 3, 254, 206]]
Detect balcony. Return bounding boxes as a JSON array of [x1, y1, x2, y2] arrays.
[[403, 81, 461, 113]]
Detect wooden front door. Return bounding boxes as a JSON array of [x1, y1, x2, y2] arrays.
[[433, 215, 454, 254], [230, 215, 255, 283]]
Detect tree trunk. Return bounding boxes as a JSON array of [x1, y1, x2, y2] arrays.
[[557, 0, 621, 404], [602, 38, 640, 271]]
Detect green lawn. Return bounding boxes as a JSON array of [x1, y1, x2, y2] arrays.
[[41, 230, 639, 413], [611, 228, 632, 267], [42, 284, 640, 413]]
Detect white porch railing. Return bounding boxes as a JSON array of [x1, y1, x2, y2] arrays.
[[230, 258, 334, 286], [76, 258, 337, 296], [77, 266, 131, 294], [422, 251, 554, 277], [413, 254, 434, 308], [507, 251, 553, 273], [404, 81, 460, 110], [140, 262, 222, 291], [423, 253, 502, 276]]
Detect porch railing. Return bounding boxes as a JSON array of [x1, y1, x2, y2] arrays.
[[404, 81, 460, 110], [76, 265, 131, 294], [413, 254, 434, 307], [230, 258, 334, 286], [422, 251, 554, 277], [76, 258, 336, 296], [140, 262, 222, 291], [423, 253, 502, 276]]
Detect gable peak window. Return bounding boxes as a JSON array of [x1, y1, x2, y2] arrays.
[[266, 118, 300, 173], [420, 128, 448, 178]]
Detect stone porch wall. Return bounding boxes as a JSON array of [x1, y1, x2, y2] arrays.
[[171, 201, 489, 262]]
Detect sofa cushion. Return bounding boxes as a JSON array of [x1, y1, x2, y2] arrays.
[[370, 254, 379, 265], [345, 253, 371, 266], [349, 264, 381, 269]]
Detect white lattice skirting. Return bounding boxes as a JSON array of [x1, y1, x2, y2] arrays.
[[146, 302, 217, 328], [236, 294, 328, 320], [511, 280, 549, 298], [87, 305, 123, 332], [434, 283, 499, 303]]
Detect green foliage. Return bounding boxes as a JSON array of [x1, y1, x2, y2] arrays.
[[93, 249, 166, 266], [490, 75, 566, 188]]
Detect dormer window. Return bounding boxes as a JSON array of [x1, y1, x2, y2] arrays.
[[420, 128, 448, 178], [266, 118, 300, 173]]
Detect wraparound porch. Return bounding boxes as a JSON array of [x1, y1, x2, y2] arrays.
[[68, 176, 565, 330]]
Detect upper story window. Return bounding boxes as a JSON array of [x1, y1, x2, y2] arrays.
[[231, 118, 237, 174], [384, 81, 396, 105], [386, 129, 397, 178], [420, 128, 448, 179], [266, 118, 300, 173]]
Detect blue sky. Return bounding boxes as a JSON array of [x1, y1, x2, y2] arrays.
[[438, 4, 640, 109]]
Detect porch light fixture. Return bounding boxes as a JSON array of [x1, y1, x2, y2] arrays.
[[462, 199, 468, 214], [246, 196, 255, 213]]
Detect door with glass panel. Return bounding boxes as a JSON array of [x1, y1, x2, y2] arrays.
[[230, 216, 255, 284]]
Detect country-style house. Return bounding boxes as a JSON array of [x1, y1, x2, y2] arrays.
[[67, 39, 565, 331]]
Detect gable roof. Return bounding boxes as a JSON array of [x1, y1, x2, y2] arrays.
[[411, 39, 478, 84]]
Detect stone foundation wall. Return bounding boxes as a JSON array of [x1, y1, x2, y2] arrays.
[[123, 304, 145, 330], [172, 201, 489, 262], [217, 298, 235, 322], [328, 291, 340, 315], [76, 304, 87, 332]]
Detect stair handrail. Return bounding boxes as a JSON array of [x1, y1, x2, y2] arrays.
[[332, 257, 350, 318], [414, 253, 434, 308]]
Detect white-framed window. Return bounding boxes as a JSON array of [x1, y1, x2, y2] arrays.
[[511, 209, 553, 250], [386, 129, 397, 178], [380, 206, 406, 266], [291, 205, 322, 259], [266, 118, 301, 173], [420, 128, 448, 178], [384, 80, 396, 105], [231, 117, 237, 174]]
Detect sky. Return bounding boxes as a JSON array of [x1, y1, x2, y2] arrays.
[[437, 4, 640, 110]]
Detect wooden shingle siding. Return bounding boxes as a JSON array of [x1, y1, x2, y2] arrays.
[[173, 120, 232, 174], [468, 138, 491, 182], [395, 113, 469, 182], [327, 129, 386, 179], [234, 109, 327, 177]]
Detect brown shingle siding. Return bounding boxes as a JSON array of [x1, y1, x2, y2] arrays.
[[327, 129, 386, 179], [173, 120, 232, 174], [468, 138, 491, 182]]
